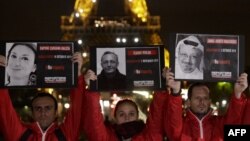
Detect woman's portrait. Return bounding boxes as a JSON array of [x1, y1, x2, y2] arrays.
[[5, 42, 37, 86]]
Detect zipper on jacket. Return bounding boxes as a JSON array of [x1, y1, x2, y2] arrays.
[[190, 111, 209, 139], [198, 120, 203, 139], [36, 122, 55, 141]]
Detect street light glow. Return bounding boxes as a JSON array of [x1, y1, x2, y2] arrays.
[[122, 38, 127, 43], [134, 37, 139, 43], [82, 52, 87, 58], [64, 103, 70, 109], [116, 37, 121, 43], [222, 99, 227, 107], [77, 39, 83, 45], [75, 12, 80, 18]]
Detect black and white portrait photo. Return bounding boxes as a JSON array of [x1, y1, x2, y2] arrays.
[[5, 42, 37, 86], [96, 48, 126, 90], [175, 35, 204, 80]]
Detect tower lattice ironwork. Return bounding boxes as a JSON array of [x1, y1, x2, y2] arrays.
[[61, 0, 168, 67]]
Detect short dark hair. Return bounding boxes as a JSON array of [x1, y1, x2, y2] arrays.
[[114, 99, 139, 118], [188, 82, 210, 100], [101, 51, 118, 62], [31, 92, 58, 111]]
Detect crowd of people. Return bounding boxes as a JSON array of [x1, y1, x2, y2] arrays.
[[0, 47, 250, 141]]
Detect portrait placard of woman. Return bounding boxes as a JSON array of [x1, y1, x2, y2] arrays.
[[5, 42, 37, 86]]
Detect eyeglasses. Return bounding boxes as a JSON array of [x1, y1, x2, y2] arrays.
[[33, 105, 54, 112]]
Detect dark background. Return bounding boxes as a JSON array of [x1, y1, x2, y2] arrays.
[[0, 0, 249, 68]]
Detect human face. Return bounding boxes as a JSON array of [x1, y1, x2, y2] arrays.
[[188, 86, 211, 114], [178, 45, 202, 73], [115, 103, 138, 125], [6, 45, 36, 79], [101, 53, 118, 74], [32, 97, 57, 130]]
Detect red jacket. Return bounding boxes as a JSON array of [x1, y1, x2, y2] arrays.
[[82, 91, 167, 141], [165, 92, 246, 141], [0, 75, 85, 141], [242, 98, 250, 124]]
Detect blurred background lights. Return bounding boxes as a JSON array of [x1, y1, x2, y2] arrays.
[[82, 52, 88, 58], [79, 9, 84, 13], [134, 37, 139, 43], [133, 91, 150, 98], [64, 103, 70, 109], [58, 94, 62, 99], [181, 89, 188, 100], [77, 39, 83, 45], [221, 99, 227, 107], [24, 105, 29, 110], [122, 38, 127, 43], [103, 100, 110, 108], [116, 37, 121, 43], [75, 12, 80, 18]]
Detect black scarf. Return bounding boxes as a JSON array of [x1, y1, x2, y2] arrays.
[[114, 120, 145, 140]]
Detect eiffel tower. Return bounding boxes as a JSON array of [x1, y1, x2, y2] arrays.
[[61, 0, 169, 67]]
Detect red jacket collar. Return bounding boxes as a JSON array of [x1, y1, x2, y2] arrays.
[[27, 122, 58, 134], [186, 109, 213, 122]]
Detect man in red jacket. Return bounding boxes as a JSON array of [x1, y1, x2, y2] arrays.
[[0, 52, 85, 141], [164, 68, 248, 141]]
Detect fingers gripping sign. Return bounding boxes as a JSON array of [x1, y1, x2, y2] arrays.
[[234, 73, 248, 99], [0, 55, 6, 67], [163, 67, 181, 94]]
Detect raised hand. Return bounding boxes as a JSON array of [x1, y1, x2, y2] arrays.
[[162, 68, 181, 93], [71, 52, 84, 77], [234, 73, 248, 99], [84, 69, 97, 85], [0, 55, 6, 67]]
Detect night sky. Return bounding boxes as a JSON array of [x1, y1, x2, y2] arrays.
[[0, 0, 250, 67]]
